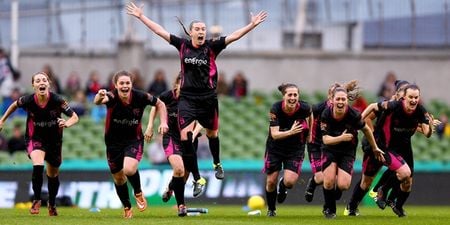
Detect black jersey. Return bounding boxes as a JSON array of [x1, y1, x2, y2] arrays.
[[17, 92, 74, 143], [266, 100, 311, 152], [158, 89, 180, 139], [104, 89, 157, 145], [378, 100, 428, 150], [310, 100, 330, 145], [320, 105, 365, 155], [170, 35, 227, 97]]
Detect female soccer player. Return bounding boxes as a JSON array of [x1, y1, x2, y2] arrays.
[[126, 2, 267, 179], [320, 87, 383, 219], [147, 75, 205, 216], [94, 70, 168, 219], [358, 84, 434, 217], [345, 80, 410, 216], [304, 80, 359, 203], [0, 72, 79, 216], [263, 83, 313, 217]]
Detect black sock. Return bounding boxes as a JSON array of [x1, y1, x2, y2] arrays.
[[395, 190, 410, 209], [266, 190, 277, 211], [335, 187, 342, 200], [168, 179, 174, 190], [31, 165, 44, 200], [183, 154, 201, 181], [310, 176, 317, 188], [208, 137, 220, 165], [172, 176, 185, 206], [323, 188, 336, 213], [47, 175, 60, 206], [114, 182, 131, 208], [126, 170, 142, 194], [279, 178, 286, 190], [348, 181, 368, 210], [373, 169, 394, 192], [387, 180, 400, 202]]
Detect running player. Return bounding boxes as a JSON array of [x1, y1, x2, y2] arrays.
[[304, 80, 359, 202], [126, 2, 267, 179], [345, 80, 410, 216], [358, 84, 434, 217], [147, 75, 206, 216], [94, 70, 168, 219], [320, 86, 383, 219], [0, 72, 79, 216], [263, 83, 313, 217]]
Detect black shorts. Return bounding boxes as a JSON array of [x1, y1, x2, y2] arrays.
[[26, 139, 62, 167], [162, 134, 182, 158], [263, 146, 305, 175], [178, 95, 219, 130], [307, 143, 323, 173], [361, 151, 383, 177], [321, 150, 355, 175], [106, 140, 144, 174]]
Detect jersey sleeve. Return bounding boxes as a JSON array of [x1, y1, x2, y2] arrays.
[[210, 36, 227, 55], [320, 109, 331, 136], [269, 103, 280, 127], [16, 94, 33, 109], [350, 108, 365, 130], [55, 95, 74, 117], [169, 34, 183, 50], [158, 90, 172, 105]]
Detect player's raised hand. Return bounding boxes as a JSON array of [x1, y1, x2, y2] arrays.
[[250, 11, 268, 27], [126, 2, 144, 18]]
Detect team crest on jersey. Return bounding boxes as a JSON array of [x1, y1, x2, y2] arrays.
[[50, 110, 59, 118], [133, 109, 141, 116], [320, 122, 327, 130]]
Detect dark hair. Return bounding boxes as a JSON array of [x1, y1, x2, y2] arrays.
[[112, 70, 132, 84], [403, 83, 420, 94], [328, 80, 360, 101], [31, 72, 51, 84], [332, 87, 348, 97], [176, 17, 203, 37], [278, 83, 298, 95], [395, 80, 409, 91]]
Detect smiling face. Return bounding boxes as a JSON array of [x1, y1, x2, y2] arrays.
[[283, 87, 299, 110], [190, 21, 206, 47], [332, 90, 348, 115], [403, 88, 420, 112], [32, 73, 50, 96], [114, 75, 132, 99]]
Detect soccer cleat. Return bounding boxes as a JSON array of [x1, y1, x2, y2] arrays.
[[193, 177, 207, 198], [375, 187, 387, 210], [277, 178, 287, 203], [389, 202, 406, 217], [178, 204, 187, 217], [343, 205, 360, 216], [266, 210, 276, 217], [323, 208, 337, 219], [368, 189, 377, 199], [134, 192, 147, 212], [304, 178, 316, 202], [213, 163, 225, 180], [47, 203, 58, 216], [162, 187, 173, 203], [123, 207, 133, 219], [30, 200, 41, 215]]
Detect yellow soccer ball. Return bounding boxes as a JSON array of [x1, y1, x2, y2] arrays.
[[247, 195, 265, 210]]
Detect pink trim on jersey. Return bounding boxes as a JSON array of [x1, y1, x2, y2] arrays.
[[262, 152, 270, 173], [208, 50, 217, 88], [331, 105, 348, 121], [34, 92, 50, 109], [179, 43, 186, 89], [105, 107, 113, 134], [281, 101, 300, 116], [383, 114, 392, 147], [27, 118, 34, 141]]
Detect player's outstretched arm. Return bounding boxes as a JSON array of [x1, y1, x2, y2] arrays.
[[0, 101, 18, 131], [225, 11, 268, 45], [126, 2, 170, 42]]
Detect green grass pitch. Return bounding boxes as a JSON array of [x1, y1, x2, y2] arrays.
[[1, 205, 449, 225]]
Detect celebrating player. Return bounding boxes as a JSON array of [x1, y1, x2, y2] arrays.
[[127, 2, 267, 180], [263, 83, 313, 217], [94, 70, 168, 218], [0, 72, 79, 216]]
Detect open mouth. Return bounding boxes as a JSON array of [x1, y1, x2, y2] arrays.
[[38, 86, 46, 91], [336, 103, 345, 109], [198, 36, 204, 41]]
